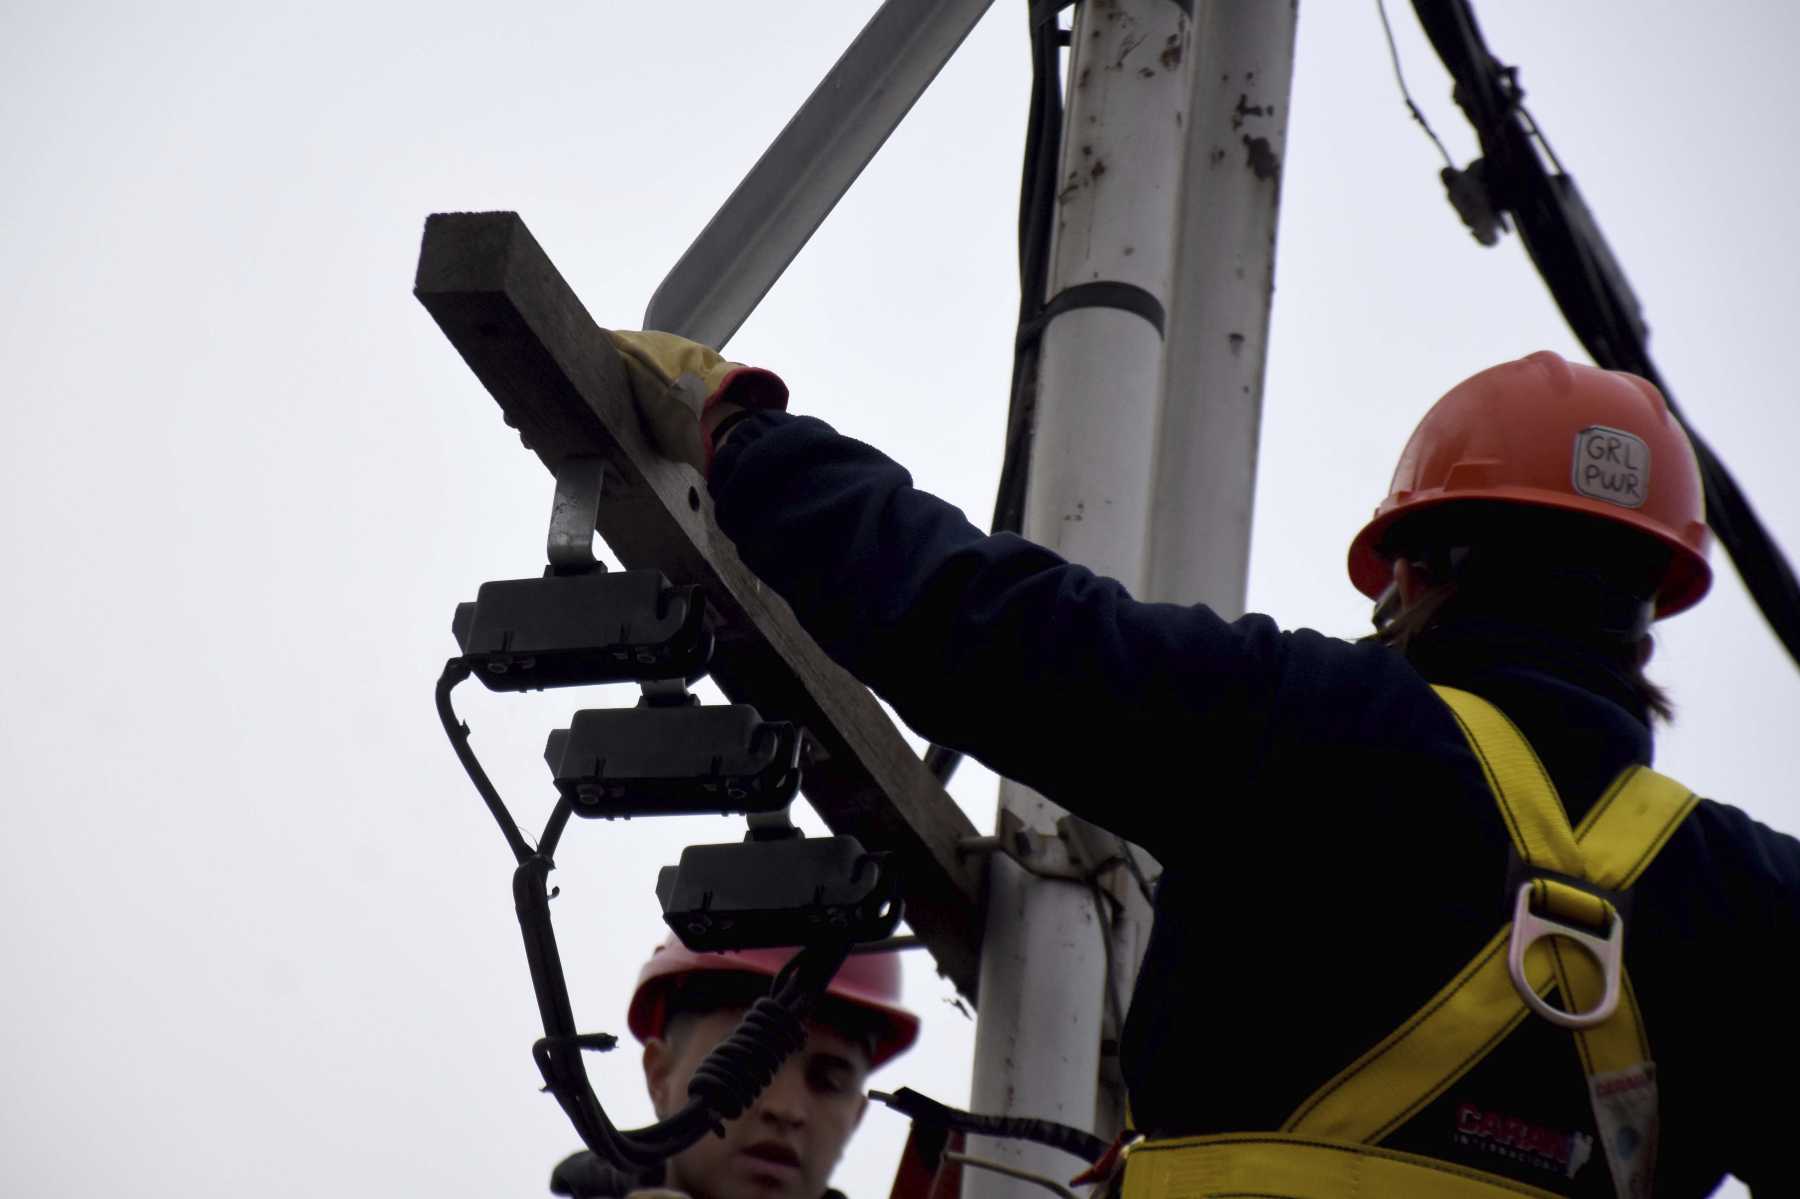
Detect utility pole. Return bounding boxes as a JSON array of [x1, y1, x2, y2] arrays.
[[967, 4, 1296, 1198], [966, 0, 1193, 1189]]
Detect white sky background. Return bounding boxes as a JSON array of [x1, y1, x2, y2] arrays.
[[2, 2, 1794, 1196]]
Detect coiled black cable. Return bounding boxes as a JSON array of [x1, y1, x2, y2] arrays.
[[686, 995, 809, 1120]]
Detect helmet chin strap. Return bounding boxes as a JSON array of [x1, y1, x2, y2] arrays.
[[1374, 548, 1654, 646], [1371, 581, 1403, 634]]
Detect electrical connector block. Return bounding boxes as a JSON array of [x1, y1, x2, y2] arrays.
[[451, 569, 710, 691], [657, 835, 899, 951], [544, 704, 803, 818]]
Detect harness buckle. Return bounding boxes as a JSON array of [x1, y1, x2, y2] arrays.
[[1506, 879, 1623, 1029]]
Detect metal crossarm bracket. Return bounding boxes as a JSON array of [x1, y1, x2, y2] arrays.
[[959, 810, 1086, 883], [548, 456, 606, 573], [960, 810, 1150, 889], [415, 211, 984, 997]]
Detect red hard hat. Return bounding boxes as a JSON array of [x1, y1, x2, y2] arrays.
[[627, 935, 920, 1069], [1347, 350, 1712, 618]]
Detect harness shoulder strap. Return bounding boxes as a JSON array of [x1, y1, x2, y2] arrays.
[[1281, 687, 1696, 1144], [1434, 686, 1585, 879]]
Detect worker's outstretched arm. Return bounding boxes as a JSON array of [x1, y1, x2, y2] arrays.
[[708, 410, 1294, 845]]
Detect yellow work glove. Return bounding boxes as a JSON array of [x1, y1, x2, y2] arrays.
[[607, 330, 788, 474]]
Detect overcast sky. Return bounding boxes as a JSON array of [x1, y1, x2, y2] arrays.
[[3, 3, 1794, 1197]]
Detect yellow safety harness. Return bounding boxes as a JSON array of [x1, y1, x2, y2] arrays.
[[1118, 686, 1697, 1199]]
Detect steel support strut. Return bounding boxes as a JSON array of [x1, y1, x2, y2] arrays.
[[645, 0, 997, 348]]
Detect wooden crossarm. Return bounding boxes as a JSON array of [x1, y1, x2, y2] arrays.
[[414, 211, 984, 998]]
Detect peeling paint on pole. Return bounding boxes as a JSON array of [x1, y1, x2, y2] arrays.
[[1243, 134, 1281, 180]]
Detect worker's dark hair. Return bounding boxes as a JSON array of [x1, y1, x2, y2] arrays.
[[1370, 502, 1674, 721], [660, 972, 882, 1063]]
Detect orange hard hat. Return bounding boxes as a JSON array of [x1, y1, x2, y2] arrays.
[[1347, 350, 1712, 618], [627, 935, 920, 1068]]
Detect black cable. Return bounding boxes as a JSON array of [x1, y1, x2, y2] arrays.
[[926, 0, 1072, 786], [869, 1086, 1111, 1165], [436, 658, 862, 1170], [1116, 837, 1158, 908], [539, 794, 575, 860], [1408, 0, 1800, 669], [850, 934, 923, 954], [1088, 879, 1126, 1040], [436, 659, 535, 864], [1374, 0, 1455, 170], [515, 851, 857, 1169], [994, 0, 1072, 539]]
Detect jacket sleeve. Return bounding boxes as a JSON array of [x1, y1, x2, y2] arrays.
[[1695, 803, 1800, 1195], [709, 412, 1291, 847]]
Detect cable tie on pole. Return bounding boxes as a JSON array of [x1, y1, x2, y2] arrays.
[[1021, 281, 1167, 343]]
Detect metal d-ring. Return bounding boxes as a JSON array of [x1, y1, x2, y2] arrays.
[[1506, 880, 1623, 1030]]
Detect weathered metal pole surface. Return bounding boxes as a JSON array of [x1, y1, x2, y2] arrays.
[[1145, 4, 1297, 615], [966, 1, 1195, 1194]]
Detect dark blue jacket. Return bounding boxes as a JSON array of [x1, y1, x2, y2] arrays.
[[712, 412, 1800, 1197]]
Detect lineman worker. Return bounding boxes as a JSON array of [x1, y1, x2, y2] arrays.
[[550, 936, 920, 1199], [606, 334, 1800, 1198]]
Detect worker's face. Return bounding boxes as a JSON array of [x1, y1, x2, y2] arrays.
[[644, 1009, 870, 1199]]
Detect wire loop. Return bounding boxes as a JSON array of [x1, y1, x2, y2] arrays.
[[437, 658, 861, 1171]]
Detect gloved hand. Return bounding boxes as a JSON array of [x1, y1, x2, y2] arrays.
[[607, 330, 788, 474]]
